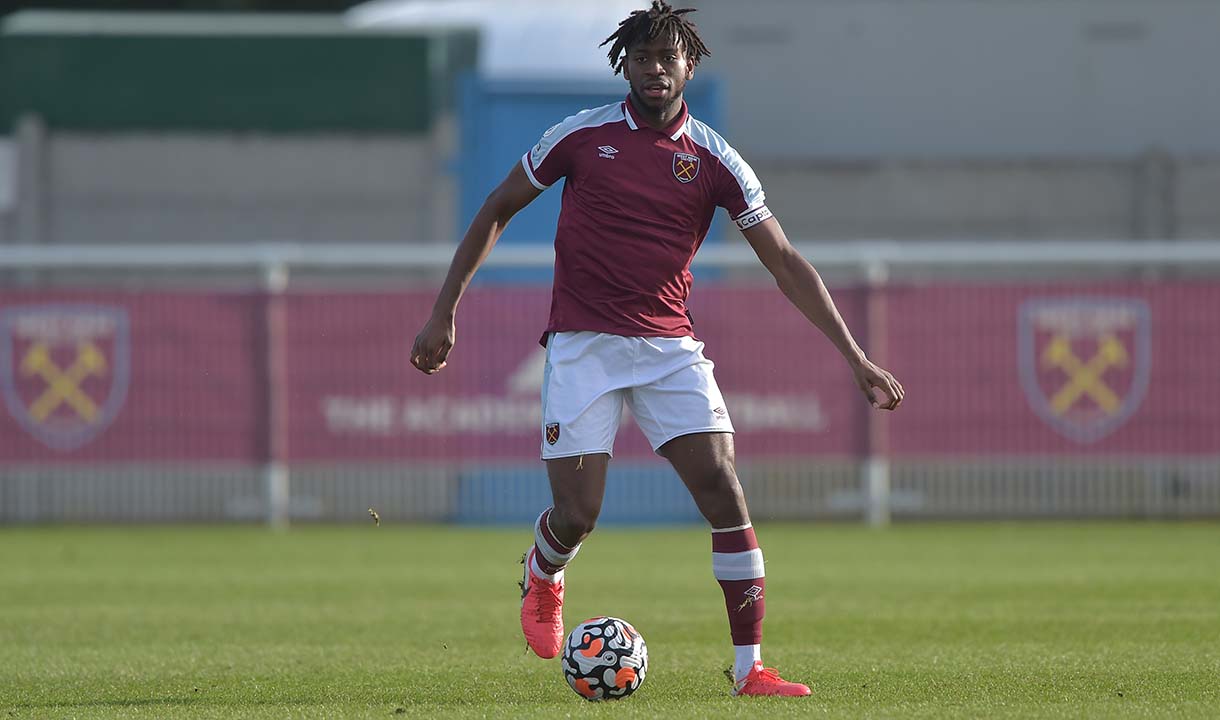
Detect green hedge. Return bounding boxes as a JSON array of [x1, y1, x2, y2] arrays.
[[1, 17, 438, 133]]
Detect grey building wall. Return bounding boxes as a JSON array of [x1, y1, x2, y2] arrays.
[[1178, 160, 1220, 239], [41, 134, 450, 247], [3, 1, 1218, 247], [757, 158, 1137, 240], [689, 0, 1220, 159], [0, 140, 13, 243], [751, 150, 1220, 241], [676, 0, 1220, 239], [4, 109, 459, 248], [8, 131, 1216, 247]]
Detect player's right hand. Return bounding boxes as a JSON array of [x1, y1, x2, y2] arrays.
[[411, 317, 455, 375]]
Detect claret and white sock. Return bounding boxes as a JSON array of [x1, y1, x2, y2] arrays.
[[711, 523, 767, 681], [531, 507, 581, 582]]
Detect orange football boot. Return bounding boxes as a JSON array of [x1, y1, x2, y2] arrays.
[[732, 662, 811, 697], [519, 548, 565, 659]]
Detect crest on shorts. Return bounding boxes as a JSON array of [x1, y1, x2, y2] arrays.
[[672, 152, 700, 183], [545, 422, 561, 445], [1018, 297, 1150, 443], [1, 304, 130, 451]]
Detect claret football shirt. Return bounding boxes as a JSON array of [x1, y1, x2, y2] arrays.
[[522, 96, 771, 341]]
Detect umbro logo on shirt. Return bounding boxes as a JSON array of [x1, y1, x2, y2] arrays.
[[597, 145, 619, 159]]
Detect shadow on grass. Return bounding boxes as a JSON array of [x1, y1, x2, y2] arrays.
[[14, 696, 199, 710], [13, 695, 320, 710]]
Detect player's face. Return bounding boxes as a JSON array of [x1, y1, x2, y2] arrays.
[[623, 33, 694, 116]]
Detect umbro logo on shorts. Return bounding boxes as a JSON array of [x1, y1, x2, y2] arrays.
[[597, 145, 619, 159], [545, 422, 561, 445]]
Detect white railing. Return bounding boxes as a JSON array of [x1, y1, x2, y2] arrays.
[[4, 239, 1220, 271]]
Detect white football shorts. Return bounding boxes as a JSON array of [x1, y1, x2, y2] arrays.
[[540, 331, 734, 459]]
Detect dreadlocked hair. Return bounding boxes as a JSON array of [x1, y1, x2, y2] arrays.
[[600, 1, 710, 76]]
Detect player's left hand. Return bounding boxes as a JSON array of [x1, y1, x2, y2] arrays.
[[852, 359, 904, 411], [411, 316, 455, 375]]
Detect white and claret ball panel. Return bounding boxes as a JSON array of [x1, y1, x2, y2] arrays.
[[561, 616, 648, 701]]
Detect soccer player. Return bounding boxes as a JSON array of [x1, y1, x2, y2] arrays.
[[411, 1, 903, 698]]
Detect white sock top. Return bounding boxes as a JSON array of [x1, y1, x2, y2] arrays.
[[530, 553, 563, 583], [734, 644, 762, 682]]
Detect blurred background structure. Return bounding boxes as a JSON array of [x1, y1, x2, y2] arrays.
[[0, 0, 1217, 525]]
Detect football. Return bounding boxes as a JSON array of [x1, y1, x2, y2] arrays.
[[560, 616, 648, 701]]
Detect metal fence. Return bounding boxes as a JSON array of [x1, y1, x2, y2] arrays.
[[1, 241, 1218, 525]]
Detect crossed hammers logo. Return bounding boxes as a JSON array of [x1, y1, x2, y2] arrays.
[[20, 341, 108, 422], [1041, 333, 1128, 415]]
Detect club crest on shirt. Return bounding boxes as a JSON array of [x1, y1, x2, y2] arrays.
[[545, 422, 561, 445], [672, 152, 700, 183]]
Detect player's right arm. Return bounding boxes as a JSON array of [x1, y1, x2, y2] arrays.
[[410, 163, 542, 375]]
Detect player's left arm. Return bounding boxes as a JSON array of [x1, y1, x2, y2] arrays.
[[742, 217, 904, 410]]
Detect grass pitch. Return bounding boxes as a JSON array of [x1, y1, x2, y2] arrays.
[[1, 522, 1217, 719]]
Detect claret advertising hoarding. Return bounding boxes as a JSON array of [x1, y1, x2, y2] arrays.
[[2, 284, 1217, 462]]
